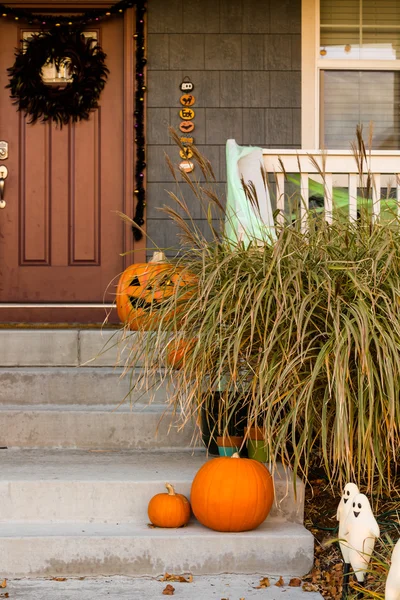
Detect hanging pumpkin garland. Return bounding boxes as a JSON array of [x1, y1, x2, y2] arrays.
[[7, 27, 109, 126]]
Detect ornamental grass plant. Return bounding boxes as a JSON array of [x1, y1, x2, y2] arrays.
[[118, 132, 400, 497]]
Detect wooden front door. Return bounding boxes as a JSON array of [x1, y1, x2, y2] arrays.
[[0, 9, 139, 323]]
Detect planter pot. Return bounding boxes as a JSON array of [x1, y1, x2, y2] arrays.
[[216, 435, 244, 457], [200, 392, 248, 457], [246, 426, 268, 463]]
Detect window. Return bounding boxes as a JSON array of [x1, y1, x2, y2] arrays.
[[301, 0, 400, 149], [320, 0, 400, 60]]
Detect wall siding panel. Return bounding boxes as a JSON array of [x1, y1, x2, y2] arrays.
[[147, 0, 301, 257]]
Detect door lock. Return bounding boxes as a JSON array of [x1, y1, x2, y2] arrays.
[[0, 165, 8, 209], [0, 142, 8, 160]]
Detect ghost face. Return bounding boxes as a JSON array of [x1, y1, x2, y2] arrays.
[[352, 494, 371, 519], [342, 483, 359, 506]]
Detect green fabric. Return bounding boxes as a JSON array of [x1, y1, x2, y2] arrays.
[[225, 140, 276, 245]]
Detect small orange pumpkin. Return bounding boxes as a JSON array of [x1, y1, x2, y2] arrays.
[[166, 337, 196, 369], [116, 252, 196, 330], [190, 453, 274, 532], [148, 483, 191, 528]]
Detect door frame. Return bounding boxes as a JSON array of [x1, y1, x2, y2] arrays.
[[0, 1, 146, 323]]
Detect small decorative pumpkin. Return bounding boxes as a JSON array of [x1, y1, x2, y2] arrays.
[[190, 453, 274, 532], [166, 337, 196, 369], [148, 483, 191, 528], [116, 252, 195, 330]]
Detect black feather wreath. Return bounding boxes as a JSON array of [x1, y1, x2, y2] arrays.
[[7, 27, 109, 126]]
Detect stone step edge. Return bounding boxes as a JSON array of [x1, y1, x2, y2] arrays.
[[0, 403, 178, 413]]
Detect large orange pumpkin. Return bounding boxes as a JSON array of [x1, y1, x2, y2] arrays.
[[116, 252, 195, 330], [148, 483, 191, 528], [190, 453, 274, 532]]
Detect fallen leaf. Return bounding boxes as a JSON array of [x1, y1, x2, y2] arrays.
[[4, 593, 9, 598], [255, 576, 270, 589], [0, 582, 5, 589], [289, 578, 302, 587], [160, 573, 192, 583], [162, 584, 175, 595], [52, 577, 67, 582], [302, 583, 319, 592], [275, 576, 285, 587]]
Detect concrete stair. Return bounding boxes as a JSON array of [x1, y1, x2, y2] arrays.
[[0, 404, 195, 450], [0, 329, 315, 578], [0, 329, 193, 450], [0, 449, 313, 577]]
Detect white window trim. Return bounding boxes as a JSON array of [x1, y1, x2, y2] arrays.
[[301, 0, 400, 149]]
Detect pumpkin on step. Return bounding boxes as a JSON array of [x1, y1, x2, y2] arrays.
[[190, 453, 274, 532], [116, 252, 196, 330], [148, 483, 191, 528], [166, 337, 197, 369]]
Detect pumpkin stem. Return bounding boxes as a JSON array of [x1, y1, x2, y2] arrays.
[[231, 452, 240, 459], [165, 482, 176, 495], [150, 251, 167, 263]]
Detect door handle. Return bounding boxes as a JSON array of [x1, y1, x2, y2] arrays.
[[0, 165, 8, 209]]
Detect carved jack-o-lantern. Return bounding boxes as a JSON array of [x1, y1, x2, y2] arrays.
[[116, 252, 196, 330]]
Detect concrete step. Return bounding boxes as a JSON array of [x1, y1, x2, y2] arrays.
[[1, 329, 132, 367], [0, 450, 304, 524], [0, 520, 314, 578], [0, 367, 170, 406], [0, 576, 325, 600], [0, 405, 195, 450]]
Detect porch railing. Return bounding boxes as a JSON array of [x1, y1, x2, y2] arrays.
[[261, 149, 400, 230]]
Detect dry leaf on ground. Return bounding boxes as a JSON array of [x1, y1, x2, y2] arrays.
[[160, 572, 193, 583], [275, 576, 285, 587], [162, 584, 175, 595], [52, 577, 67, 582], [0, 582, 6, 589], [289, 578, 302, 587], [303, 583, 319, 592], [255, 576, 270, 589]]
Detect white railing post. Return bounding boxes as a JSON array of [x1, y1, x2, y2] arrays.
[[300, 172, 309, 232], [348, 174, 358, 222], [372, 173, 381, 222], [276, 172, 285, 225], [324, 173, 333, 224]]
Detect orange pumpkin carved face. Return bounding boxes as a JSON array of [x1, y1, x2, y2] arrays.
[[148, 483, 191, 528], [116, 252, 196, 330], [190, 453, 274, 532]]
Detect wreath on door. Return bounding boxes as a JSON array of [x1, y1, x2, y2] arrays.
[[7, 27, 109, 126]]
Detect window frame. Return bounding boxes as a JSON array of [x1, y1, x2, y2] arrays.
[[301, 0, 400, 149]]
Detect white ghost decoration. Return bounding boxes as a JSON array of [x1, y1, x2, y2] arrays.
[[337, 483, 360, 563], [385, 538, 400, 600], [344, 493, 380, 583]]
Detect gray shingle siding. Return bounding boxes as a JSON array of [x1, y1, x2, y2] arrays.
[[146, 0, 301, 256]]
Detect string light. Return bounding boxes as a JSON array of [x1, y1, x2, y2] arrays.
[[132, 0, 147, 240]]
